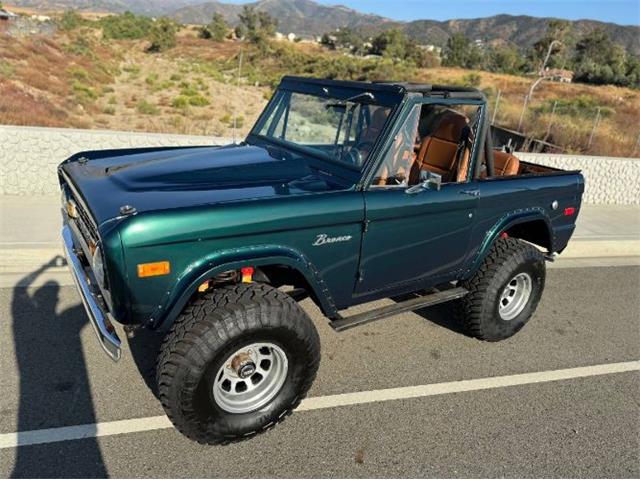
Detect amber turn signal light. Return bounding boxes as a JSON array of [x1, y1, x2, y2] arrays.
[[137, 261, 170, 278]]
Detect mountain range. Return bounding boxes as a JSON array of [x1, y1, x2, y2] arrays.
[[7, 0, 640, 55]]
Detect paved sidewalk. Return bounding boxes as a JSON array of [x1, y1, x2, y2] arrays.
[[1, 195, 639, 287]]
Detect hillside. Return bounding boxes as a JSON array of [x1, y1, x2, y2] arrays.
[[7, 0, 640, 54], [1, 23, 638, 157]]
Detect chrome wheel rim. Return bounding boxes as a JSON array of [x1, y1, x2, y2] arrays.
[[212, 342, 288, 414], [498, 272, 532, 321]]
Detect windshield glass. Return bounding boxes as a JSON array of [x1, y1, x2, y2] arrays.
[[253, 90, 392, 168]]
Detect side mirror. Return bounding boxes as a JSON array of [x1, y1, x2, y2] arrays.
[[406, 170, 442, 194]]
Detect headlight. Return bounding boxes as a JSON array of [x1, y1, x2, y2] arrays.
[[92, 246, 105, 288]]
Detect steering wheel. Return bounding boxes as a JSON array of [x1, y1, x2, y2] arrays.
[[344, 140, 375, 166]]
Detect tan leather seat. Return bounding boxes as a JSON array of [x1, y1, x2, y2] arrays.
[[416, 112, 469, 183], [493, 151, 520, 176]]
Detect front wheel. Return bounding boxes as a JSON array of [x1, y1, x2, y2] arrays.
[[456, 238, 546, 341], [156, 283, 320, 444]]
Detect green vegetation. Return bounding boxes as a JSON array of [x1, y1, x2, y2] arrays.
[[102, 105, 116, 115], [235, 6, 277, 45], [321, 28, 437, 67], [58, 10, 84, 31], [147, 18, 178, 53], [438, 22, 640, 88], [532, 95, 615, 118], [100, 12, 153, 40], [171, 95, 190, 109], [199, 13, 229, 42], [72, 81, 97, 105], [145, 73, 159, 85], [136, 99, 159, 115], [64, 36, 95, 58], [187, 95, 210, 106], [0, 61, 14, 79], [68, 66, 89, 81]]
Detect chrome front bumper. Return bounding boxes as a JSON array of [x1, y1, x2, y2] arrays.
[[62, 225, 122, 361]]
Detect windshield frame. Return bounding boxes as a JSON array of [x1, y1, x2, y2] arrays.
[[247, 77, 405, 174]]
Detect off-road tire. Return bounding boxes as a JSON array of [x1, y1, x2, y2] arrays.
[[156, 283, 320, 444], [456, 238, 545, 341]]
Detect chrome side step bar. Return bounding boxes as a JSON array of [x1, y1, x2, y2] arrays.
[[330, 286, 468, 332]]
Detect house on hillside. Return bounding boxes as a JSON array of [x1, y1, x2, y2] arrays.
[[544, 68, 574, 83]]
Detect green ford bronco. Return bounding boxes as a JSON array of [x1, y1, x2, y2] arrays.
[[59, 76, 584, 443]]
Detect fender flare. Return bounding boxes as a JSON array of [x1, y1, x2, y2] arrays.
[[151, 244, 337, 331], [462, 208, 553, 278]]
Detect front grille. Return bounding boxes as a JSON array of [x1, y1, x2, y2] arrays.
[[75, 197, 99, 247]]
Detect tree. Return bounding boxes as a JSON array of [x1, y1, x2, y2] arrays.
[[573, 28, 627, 85], [147, 17, 177, 53], [200, 13, 228, 41], [236, 5, 277, 44], [442, 33, 484, 69], [369, 28, 425, 64], [487, 44, 527, 74], [321, 27, 365, 54], [531, 19, 572, 71]]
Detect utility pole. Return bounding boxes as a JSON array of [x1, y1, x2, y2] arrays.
[[491, 89, 501, 125], [587, 107, 601, 150]]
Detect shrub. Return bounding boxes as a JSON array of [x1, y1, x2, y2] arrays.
[[100, 12, 153, 40], [136, 99, 159, 115], [68, 66, 89, 81], [199, 13, 228, 42], [172, 95, 190, 109], [145, 73, 159, 85], [180, 84, 199, 97], [58, 10, 84, 31], [123, 64, 141, 74], [0, 61, 14, 79], [102, 105, 116, 115], [108, 96, 117, 105], [188, 95, 210, 106], [147, 18, 178, 53], [72, 81, 97, 104], [65, 36, 95, 58], [533, 95, 615, 118]]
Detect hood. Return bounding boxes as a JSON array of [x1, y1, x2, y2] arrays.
[[60, 143, 342, 226]]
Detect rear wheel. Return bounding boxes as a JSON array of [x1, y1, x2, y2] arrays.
[[156, 283, 320, 444], [457, 238, 546, 341]]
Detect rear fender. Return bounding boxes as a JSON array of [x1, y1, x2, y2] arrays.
[[153, 244, 336, 331], [463, 208, 553, 278]]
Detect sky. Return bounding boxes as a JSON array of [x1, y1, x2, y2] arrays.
[[227, 0, 640, 26]]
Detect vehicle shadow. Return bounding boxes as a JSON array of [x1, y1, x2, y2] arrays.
[[126, 326, 165, 400], [10, 256, 108, 478], [390, 292, 471, 337]]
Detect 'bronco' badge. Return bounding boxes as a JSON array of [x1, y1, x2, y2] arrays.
[[313, 234, 353, 246]]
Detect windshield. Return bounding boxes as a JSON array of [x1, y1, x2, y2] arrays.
[[252, 90, 392, 168]]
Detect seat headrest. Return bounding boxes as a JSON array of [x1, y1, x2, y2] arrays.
[[370, 107, 389, 129], [431, 112, 469, 143]]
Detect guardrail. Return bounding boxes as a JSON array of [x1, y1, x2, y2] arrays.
[[1, 125, 638, 205]]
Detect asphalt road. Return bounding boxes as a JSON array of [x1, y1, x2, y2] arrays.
[[0, 263, 639, 478]]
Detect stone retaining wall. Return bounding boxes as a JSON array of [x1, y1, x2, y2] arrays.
[[0, 125, 228, 196], [516, 152, 639, 205], [1, 125, 638, 204]]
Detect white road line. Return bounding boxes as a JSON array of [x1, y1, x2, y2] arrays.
[[1, 360, 638, 450]]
